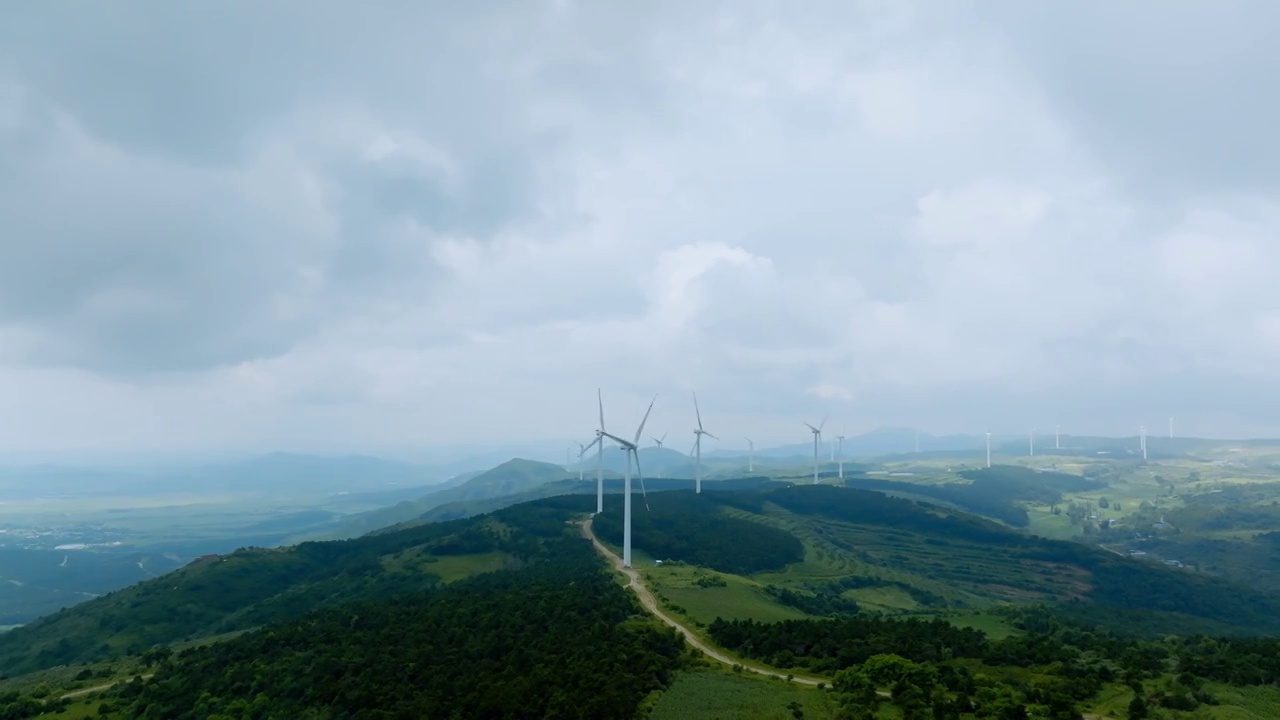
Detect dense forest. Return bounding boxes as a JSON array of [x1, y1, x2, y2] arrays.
[[591, 490, 805, 574], [99, 534, 686, 719], [711, 607, 1279, 718]]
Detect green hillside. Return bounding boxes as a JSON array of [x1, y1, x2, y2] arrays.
[[595, 485, 1280, 636], [0, 511, 540, 675], [92, 512, 685, 719], [6, 485, 1280, 718]]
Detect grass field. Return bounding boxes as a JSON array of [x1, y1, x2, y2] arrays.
[[643, 564, 807, 626], [943, 611, 1021, 640], [649, 668, 839, 720], [379, 549, 513, 583]]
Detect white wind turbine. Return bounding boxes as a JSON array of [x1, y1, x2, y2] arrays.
[[744, 437, 755, 473], [599, 395, 657, 568], [590, 390, 609, 513], [804, 414, 828, 484], [574, 440, 594, 481], [985, 431, 992, 469], [836, 431, 847, 479], [690, 392, 718, 494], [651, 431, 668, 478]]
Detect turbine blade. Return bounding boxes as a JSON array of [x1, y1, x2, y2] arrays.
[[660, 430, 668, 443], [601, 431, 631, 447], [705, 432, 719, 440], [634, 449, 650, 512], [598, 388, 605, 432], [819, 413, 829, 432], [803, 422, 818, 432], [693, 391, 704, 431], [633, 395, 657, 446], [585, 435, 601, 452]]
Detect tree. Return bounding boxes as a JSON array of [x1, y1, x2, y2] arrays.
[[1127, 694, 1148, 719]]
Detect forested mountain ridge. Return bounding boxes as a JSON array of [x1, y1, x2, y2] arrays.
[[5, 483, 1279, 683], [98, 524, 688, 719], [0, 509, 547, 675]]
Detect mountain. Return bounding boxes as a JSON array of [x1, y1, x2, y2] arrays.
[[5, 482, 1277, 679], [317, 458, 577, 539]]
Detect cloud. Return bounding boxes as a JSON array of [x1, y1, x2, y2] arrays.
[[1, 1, 1279, 457]]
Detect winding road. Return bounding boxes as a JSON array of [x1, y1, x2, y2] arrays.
[[580, 517, 829, 687]]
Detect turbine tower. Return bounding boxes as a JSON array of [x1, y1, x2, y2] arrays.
[[1169, 417, 1174, 439], [599, 395, 656, 568], [985, 431, 992, 469], [743, 437, 755, 473], [1055, 424, 1061, 450], [804, 414, 828, 484], [836, 432, 847, 479], [1029, 429, 1035, 457], [691, 393, 718, 494], [592, 390, 609, 514], [1139, 424, 1147, 460]]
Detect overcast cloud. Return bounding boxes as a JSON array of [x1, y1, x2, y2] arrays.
[[1, 1, 1278, 458]]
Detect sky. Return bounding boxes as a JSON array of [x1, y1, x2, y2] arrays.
[[1, 1, 1278, 460]]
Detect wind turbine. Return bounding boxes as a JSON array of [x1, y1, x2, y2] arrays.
[[1055, 425, 1061, 450], [575, 440, 595, 482], [985, 431, 992, 469], [691, 392, 718, 493], [599, 395, 657, 568], [1139, 424, 1147, 460], [1169, 417, 1174, 439], [836, 432, 847, 479], [651, 431, 668, 477], [1029, 429, 1035, 457], [592, 390, 609, 513], [743, 437, 755, 473], [804, 414, 828, 484]]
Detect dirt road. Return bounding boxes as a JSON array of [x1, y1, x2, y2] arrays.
[[580, 518, 829, 687]]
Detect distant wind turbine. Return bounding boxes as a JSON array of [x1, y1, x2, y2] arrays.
[[743, 437, 755, 473], [651, 431, 669, 478], [985, 432, 992, 469], [804, 413, 828, 484], [836, 432, 847, 479], [591, 390, 609, 513], [691, 392, 718, 494], [1029, 429, 1035, 458], [599, 395, 657, 568], [1055, 425, 1061, 450], [574, 440, 593, 481], [1169, 417, 1174, 439], [1139, 424, 1147, 460]]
